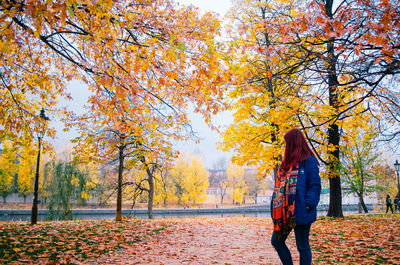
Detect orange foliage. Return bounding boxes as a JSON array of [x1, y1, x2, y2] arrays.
[[220, 0, 400, 180], [1, 0, 231, 154]]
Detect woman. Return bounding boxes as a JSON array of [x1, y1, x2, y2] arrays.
[[271, 128, 321, 265]]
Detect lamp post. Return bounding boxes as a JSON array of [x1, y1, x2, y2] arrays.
[[31, 108, 49, 225], [394, 160, 400, 198]]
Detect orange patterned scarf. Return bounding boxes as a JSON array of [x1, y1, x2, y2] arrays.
[[272, 164, 298, 239]]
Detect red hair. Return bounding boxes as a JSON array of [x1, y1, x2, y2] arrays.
[[280, 128, 316, 170]]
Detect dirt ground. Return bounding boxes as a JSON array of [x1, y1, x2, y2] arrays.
[[89, 217, 296, 265]]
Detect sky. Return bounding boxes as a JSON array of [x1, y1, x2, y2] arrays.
[[163, 1, 234, 167], [52, 0, 234, 169]]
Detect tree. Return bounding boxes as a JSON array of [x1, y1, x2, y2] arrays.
[[49, 0, 228, 220], [46, 160, 96, 220], [221, 0, 293, 180], [93, 168, 112, 207], [41, 156, 55, 205], [169, 154, 209, 206], [17, 142, 36, 203], [76, 162, 99, 206], [170, 154, 191, 206], [243, 166, 270, 204], [74, 118, 141, 221], [226, 163, 247, 204], [73, 104, 178, 220], [0, 140, 17, 203], [372, 164, 398, 204], [2, 1, 229, 221], [1, 0, 228, 136], [152, 164, 181, 207], [223, 0, 400, 217], [340, 125, 381, 213], [46, 161, 73, 220], [209, 158, 228, 205], [0, 1, 69, 155], [124, 159, 173, 216], [185, 155, 209, 205], [137, 155, 167, 218]]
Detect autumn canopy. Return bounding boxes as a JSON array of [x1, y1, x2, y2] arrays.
[[1, 0, 400, 218]]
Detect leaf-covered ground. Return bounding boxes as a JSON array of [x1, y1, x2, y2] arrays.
[[311, 214, 400, 264], [0, 214, 399, 264], [0, 218, 167, 264]]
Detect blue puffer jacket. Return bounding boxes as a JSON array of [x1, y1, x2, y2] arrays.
[[295, 155, 321, 225], [271, 155, 321, 226]]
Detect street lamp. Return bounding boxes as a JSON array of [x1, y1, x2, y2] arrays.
[[31, 108, 49, 225], [394, 160, 400, 198]]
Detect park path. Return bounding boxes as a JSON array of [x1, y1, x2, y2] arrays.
[[88, 217, 300, 265]]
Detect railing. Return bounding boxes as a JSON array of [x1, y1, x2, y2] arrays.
[[0, 203, 383, 220]]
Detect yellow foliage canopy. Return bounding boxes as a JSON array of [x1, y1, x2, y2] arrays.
[[170, 153, 209, 206]]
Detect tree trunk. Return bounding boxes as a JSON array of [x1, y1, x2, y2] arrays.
[[360, 175, 368, 213], [325, 0, 343, 218], [23, 195, 26, 203], [140, 155, 154, 219], [65, 198, 70, 220], [2, 196, 6, 204], [327, 169, 343, 217], [31, 136, 42, 225], [360, 196, 368, 213], [163, 183, 167, 207], [116, 145, 124, 222], [220, 186, 224, 204], [148, 173, 154, 219]]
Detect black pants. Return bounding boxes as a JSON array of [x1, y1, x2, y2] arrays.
[[271, 224, 312, 265], [386, 204, 393, 213]]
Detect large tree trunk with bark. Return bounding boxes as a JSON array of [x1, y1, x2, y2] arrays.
[[116, 145, 124, 222], [327, 137, 343, 217], [325, 0, 343, 218]]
